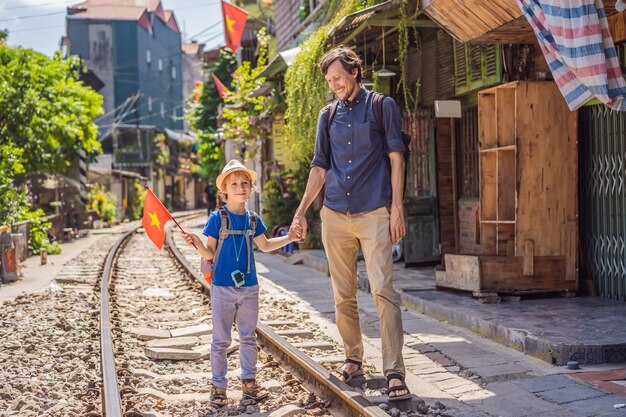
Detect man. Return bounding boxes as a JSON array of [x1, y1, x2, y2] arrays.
[[204, 183, 216, 215], [290, 46, 410, 401]]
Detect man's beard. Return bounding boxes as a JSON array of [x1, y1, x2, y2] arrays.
[[339, 81, 357, 103]]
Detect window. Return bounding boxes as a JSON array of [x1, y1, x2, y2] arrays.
[[146, 49, 151, 64], [158, 58, 163, 72], [147, 97, 152, 112], [172, 107, 176, 120], [160, 102, 165, 118], [171, 65, 176, 79]]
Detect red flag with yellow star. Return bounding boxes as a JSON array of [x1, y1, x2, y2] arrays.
[[221, 0, 248, 53], [142, 188, 172, 250]]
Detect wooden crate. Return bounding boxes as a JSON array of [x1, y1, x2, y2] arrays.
[[437, 81, 578, 294]]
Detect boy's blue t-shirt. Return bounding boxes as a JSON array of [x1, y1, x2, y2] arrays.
[[202, 206, 267, 287]]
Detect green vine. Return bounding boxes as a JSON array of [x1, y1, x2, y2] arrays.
[[395, 0, 420, 112]]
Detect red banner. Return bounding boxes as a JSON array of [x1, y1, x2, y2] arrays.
[[221, 0, 248, 53], [142, 188, 172, 250], [212, 73, 229, 99]]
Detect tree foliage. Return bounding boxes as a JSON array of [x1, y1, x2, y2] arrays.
[[0, 47, 103, 173], [193, 49, 237, 134], [0, 45, 103, 250], [221, 28, 272, 162], [190, 50, 236, 182], [0, 144, 28, 225]]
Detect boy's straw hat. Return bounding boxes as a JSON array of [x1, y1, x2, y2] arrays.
[[216, 159, 257, 191]]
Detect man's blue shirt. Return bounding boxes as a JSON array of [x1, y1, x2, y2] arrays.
[[311, 88, 404, 214], [202, 206, 267, 287]]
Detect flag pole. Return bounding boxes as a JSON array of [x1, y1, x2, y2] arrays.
[[144, 186, 197, 249]]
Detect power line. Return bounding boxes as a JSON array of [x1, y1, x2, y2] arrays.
[[8, 24, 64, 33], [1, 0, 221, 22], [97, 102, 185, 129], [81, 26, 222, 73], [1, 0, 75, 10], [0, 10, 65, 23]]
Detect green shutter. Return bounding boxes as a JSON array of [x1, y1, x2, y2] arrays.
[[454, 42, 502, 95], [482, 44, 501, 87], [453, 40, 468, 93]]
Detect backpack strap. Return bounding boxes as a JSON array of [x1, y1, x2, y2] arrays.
[[372, 92, 386, 138], [326, 101, 339, 137], [245, 211, 257, 274], [213, 208, 257, 275], [212, 207, 230, 268]]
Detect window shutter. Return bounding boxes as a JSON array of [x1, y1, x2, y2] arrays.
[[482, 44, 501, 87], [454, 40, 468, 94], [422, 30, 437, 105], [469, 44, 483, 86], [455, 42, 502, 95], [436, 31, 455, 99]]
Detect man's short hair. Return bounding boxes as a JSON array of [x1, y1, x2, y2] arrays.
[[319, 46, 363, 83]]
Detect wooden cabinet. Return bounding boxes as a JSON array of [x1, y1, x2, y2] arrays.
[[437, 81, 578, 295]]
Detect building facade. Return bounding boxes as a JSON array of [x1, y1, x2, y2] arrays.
[[67, 0, 184, 177], [66, 0, 203, 213]]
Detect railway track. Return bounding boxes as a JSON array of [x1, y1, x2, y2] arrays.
[[97, 213, 418, 417]]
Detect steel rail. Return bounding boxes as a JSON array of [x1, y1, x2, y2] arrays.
[[100, 227, 135, 417], [165, 219, 389, 417], [100, 211, 204, 417]]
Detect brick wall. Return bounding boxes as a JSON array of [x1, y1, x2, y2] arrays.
[[458, 198, 483, 255]]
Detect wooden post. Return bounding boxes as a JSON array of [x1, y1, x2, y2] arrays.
[[450, 119, 460, 253]]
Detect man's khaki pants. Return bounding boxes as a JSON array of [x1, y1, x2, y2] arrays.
[[320, 206, 405, 377]]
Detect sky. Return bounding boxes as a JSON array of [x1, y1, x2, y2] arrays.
[[0, 0, 225, 56]]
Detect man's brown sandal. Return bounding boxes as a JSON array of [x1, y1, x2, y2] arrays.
[[386, 373, 411, 401], [242, 379, 269, 402], [330, 359, 364, 383], [210, 385, 228, 407]]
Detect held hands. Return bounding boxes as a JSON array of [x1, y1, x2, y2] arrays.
[[290, 215, 307, 242], [288, 223, 303, 242]]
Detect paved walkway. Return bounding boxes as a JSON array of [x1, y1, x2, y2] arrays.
[[0, 223, 133, 303], [5, 223, 626, 416], [256, 251, 626, 417], [290, 250, 626, 366]]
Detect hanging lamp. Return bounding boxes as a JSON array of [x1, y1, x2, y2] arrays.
[[374, 26, 396, 77]]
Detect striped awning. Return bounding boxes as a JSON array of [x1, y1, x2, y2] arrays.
[[517, 0, 626, 111]]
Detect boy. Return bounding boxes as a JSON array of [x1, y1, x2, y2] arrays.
[[184, 159, 300, 407]]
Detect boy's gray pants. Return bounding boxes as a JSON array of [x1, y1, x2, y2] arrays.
[[210, 284, 259, 388]]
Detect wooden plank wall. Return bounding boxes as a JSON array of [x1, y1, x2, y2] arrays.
[[515, 82, 578, 265], [436, 118, 457, 255], [480, 256, 573, 292]]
